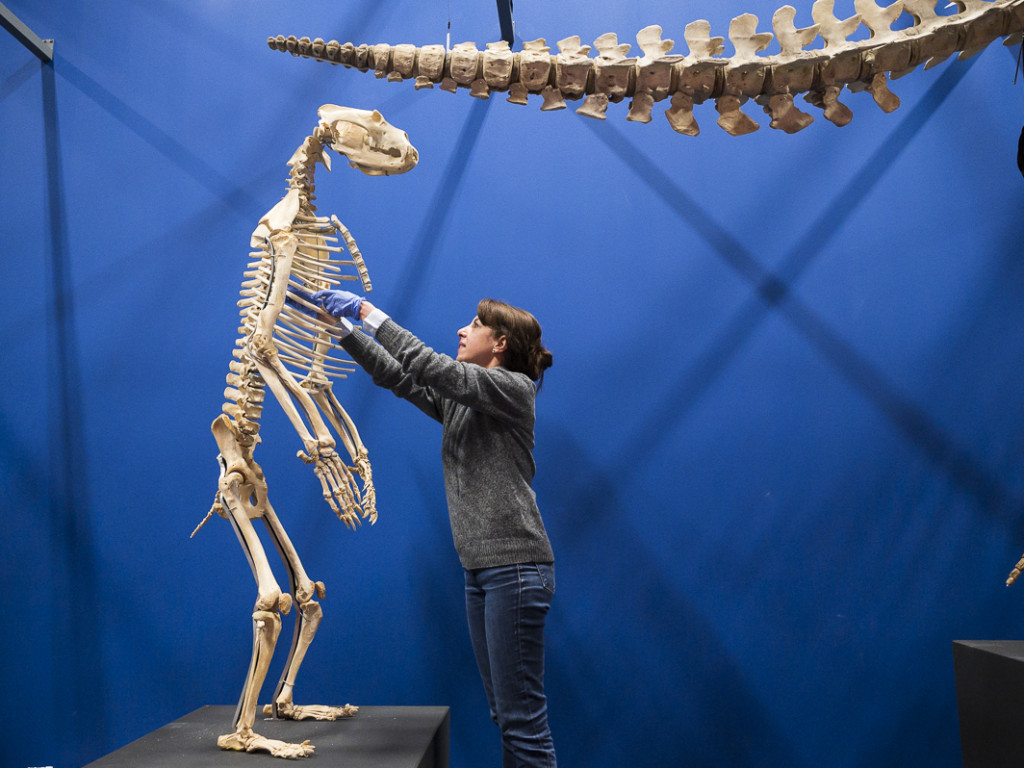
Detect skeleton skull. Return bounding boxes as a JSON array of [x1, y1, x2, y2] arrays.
[[317, 105, 418, 176]]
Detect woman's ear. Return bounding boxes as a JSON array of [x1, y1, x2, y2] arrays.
[[493, 335, 508, 354]]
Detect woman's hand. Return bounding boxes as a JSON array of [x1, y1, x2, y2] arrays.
[[312, 289, 364, 320]]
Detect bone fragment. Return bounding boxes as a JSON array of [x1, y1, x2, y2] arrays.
[[666, 92, 700, 135], [519, 39, 554, 93], [556, 36, 594, 98], [483, 41, 515, 89], [540, 85, 567, 111], [450, 42, 480, 85], [730, 14, 774, 61], [683, 20, 726, 58], [716, 94, 761, 135], [577, 92, 610, 119], [855, 0, 904, 38], [772, 6, 821, 54], [591, 33, 636, 103]]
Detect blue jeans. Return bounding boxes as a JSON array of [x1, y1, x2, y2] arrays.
[[465, 563, 557, 768]]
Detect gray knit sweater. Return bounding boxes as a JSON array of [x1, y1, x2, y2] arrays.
[[341, 318, 554, 570]]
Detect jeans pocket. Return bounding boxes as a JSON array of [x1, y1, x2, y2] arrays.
[[535, 563, 556, 594]]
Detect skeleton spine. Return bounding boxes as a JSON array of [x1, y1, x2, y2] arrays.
[[268, 0, 1024, 135], [220, 135, 347, 445]]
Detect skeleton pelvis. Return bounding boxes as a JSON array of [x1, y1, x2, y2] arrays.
[[212, 414, 269, 518]]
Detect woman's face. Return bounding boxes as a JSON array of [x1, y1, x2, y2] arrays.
[[457, 316, 504, 367]]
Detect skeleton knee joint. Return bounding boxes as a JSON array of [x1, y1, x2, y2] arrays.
[[254, 585, 292, 614]]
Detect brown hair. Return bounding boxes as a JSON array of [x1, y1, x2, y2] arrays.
[[477, 298, 553, 387]]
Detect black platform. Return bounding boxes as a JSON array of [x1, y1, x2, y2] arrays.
[[84, 705, 450, 768], [953, 640, 1024, 768]]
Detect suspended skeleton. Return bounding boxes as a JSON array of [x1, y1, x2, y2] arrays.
[[269, 0, 1024, 136], [192, 106, 417, 758]]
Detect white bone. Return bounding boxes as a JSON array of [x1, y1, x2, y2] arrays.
[[636, 25, 675, 60], [483, 41, 515, 88], [251, 188, 300, 247], [855, 0, 906, 38], [317, 105, 418, 176], [812, 0, 864, 47], [556, 36, 594, 97], [729, 14, 774, 61], [201, 105, 414, 758], [683, 20, 726, 58], [518, 38, 553, 93], [593, 32, 631, 60], [449, 42, 481, 85], [773, 6, 822, 54]]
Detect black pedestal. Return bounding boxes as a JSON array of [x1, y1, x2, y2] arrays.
[[953, 640, 1024, 768], [83, 705, 450, 768]]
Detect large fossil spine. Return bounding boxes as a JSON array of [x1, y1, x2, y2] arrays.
[[269, 0, 1024, 135]]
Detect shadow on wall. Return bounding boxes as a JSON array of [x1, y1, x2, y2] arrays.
[[538, 424, 803, 767], [589, 56, 1024, 536], [42, 59, 106, 765]]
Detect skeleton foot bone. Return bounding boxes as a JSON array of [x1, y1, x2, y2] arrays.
[[262, 702, 360, 720], [218, 729, 315, 759]]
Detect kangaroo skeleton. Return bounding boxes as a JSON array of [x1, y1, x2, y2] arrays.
[[193, 105, 417, 758], [269, 0, 1024, 136]]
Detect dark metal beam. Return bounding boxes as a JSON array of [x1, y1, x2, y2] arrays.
[[1, 2, 53, 62], [495, 0, 514, 47]]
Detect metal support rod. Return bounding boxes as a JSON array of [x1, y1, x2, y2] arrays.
[[495, 0, 514, 47], [1, 2, 53, 62]]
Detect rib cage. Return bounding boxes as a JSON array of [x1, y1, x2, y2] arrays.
[[268, 0, 1024, 135], [222, 126, 372, 445]]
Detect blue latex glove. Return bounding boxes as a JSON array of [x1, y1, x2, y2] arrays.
[[285, 287, 318, 317], [313, 289, 363, 320]]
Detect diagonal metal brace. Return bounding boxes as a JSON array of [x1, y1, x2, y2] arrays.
[[1, 2, 53, 62]]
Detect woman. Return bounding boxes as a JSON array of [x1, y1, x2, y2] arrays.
[[313, 288, 557, 768]]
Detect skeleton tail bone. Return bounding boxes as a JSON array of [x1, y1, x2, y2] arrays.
[[269, 0, 1024, 136]]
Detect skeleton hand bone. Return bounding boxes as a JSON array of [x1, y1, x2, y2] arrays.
[[297, 442, 367, 529]]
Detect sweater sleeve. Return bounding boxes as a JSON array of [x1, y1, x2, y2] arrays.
[[340, 327, 445, 423], [373, 318, 535, 424]]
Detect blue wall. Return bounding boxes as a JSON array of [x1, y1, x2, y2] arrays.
[[3, 1, 1024, 765]]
